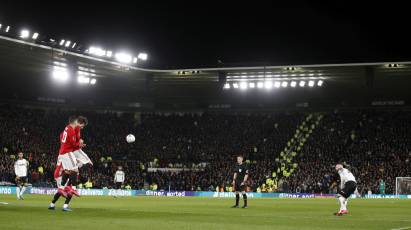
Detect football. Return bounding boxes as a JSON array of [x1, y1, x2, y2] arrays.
[[126, 134, 135, 143]]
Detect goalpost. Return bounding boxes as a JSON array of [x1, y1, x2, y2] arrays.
[[395, 177, 411, 195]]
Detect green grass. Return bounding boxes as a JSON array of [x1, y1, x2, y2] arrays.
[[1, 195, 411, 230]]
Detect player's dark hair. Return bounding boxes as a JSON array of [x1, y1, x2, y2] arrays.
[[77, 116, 88, 126], [68, 116, 77, 124]]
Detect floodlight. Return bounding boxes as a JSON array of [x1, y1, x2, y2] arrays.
[[317, 80, 324, 86], [240, 82, 248, 90], [138, 53, 148, 61], [308, 80, 315, 87], [89, 47, 106, 56], [264, 81, 273, 89], [115, 52, 132, 63], [52, 67, 69, 82], [20, 30, 30, 39], [32, 32, 39, 40]]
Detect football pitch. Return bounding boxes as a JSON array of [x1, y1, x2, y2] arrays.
[[1, 195, 411, 230]]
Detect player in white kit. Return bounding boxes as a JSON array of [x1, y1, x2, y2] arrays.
[[334, 164, 357, 216], [113, 166, 125, 197], [14, 152, 29, 200]]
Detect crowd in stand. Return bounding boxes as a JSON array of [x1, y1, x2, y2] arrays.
[[290, 110, 411, 194], [0, 104, 410, 194]]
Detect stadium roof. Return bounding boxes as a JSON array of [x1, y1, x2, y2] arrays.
[[1, 35, 411, 110]]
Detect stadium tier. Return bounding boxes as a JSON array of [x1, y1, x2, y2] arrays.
[[1, 105, 410, 194]]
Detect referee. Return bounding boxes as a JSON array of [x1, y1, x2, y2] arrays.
[[231, 155, 249, 208]]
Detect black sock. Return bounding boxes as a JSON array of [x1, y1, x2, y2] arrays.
[[243, 194, 247, 206], [69, 173, 78, 186], [62, 173, 70, 186], [52, 192, 61, 204], [235, 194, 240, 206], [64, 195, 72, 205]]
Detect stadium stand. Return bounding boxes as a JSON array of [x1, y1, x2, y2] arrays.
[[0, 105, 410, 194]]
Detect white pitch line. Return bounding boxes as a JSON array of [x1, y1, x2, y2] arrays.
[[391, 227, 411, 230]]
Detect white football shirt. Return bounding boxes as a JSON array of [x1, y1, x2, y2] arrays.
[[338, 168, 356, 188], [114, 170, 125, 183], [14, 159, 29, 177]]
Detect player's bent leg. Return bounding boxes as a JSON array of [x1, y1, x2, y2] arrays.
[[334, 195, 347, 216], [20, 186, 26, 200], [69, 172, 80, 197], [335, 181, 356, 215], [61, 171, 70, 186], [62, 194, 73, 212], [49, 192, 62, 210], [64, 171, 80, 197]]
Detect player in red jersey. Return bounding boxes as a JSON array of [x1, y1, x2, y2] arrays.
[[56, 116, 84, 198]]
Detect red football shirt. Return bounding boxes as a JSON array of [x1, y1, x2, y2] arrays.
[[58, 125, 79, 155], [73, 126, 81, 151]]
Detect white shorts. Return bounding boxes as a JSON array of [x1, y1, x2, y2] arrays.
[[58, 152, 78, 171], [73, 149, 93, 165]]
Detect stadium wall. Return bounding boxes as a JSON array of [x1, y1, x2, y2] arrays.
[[1, 186, 410, 199]]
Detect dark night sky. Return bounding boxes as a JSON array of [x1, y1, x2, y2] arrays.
[[1, 1, 410, 69]]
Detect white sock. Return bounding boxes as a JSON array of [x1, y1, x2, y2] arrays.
[[339, 196, 347, 211], [20, 186, 26, 196], [16, 187, 21, 198], [63, 204, 69, 209], [49, 203, 55, 207]]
